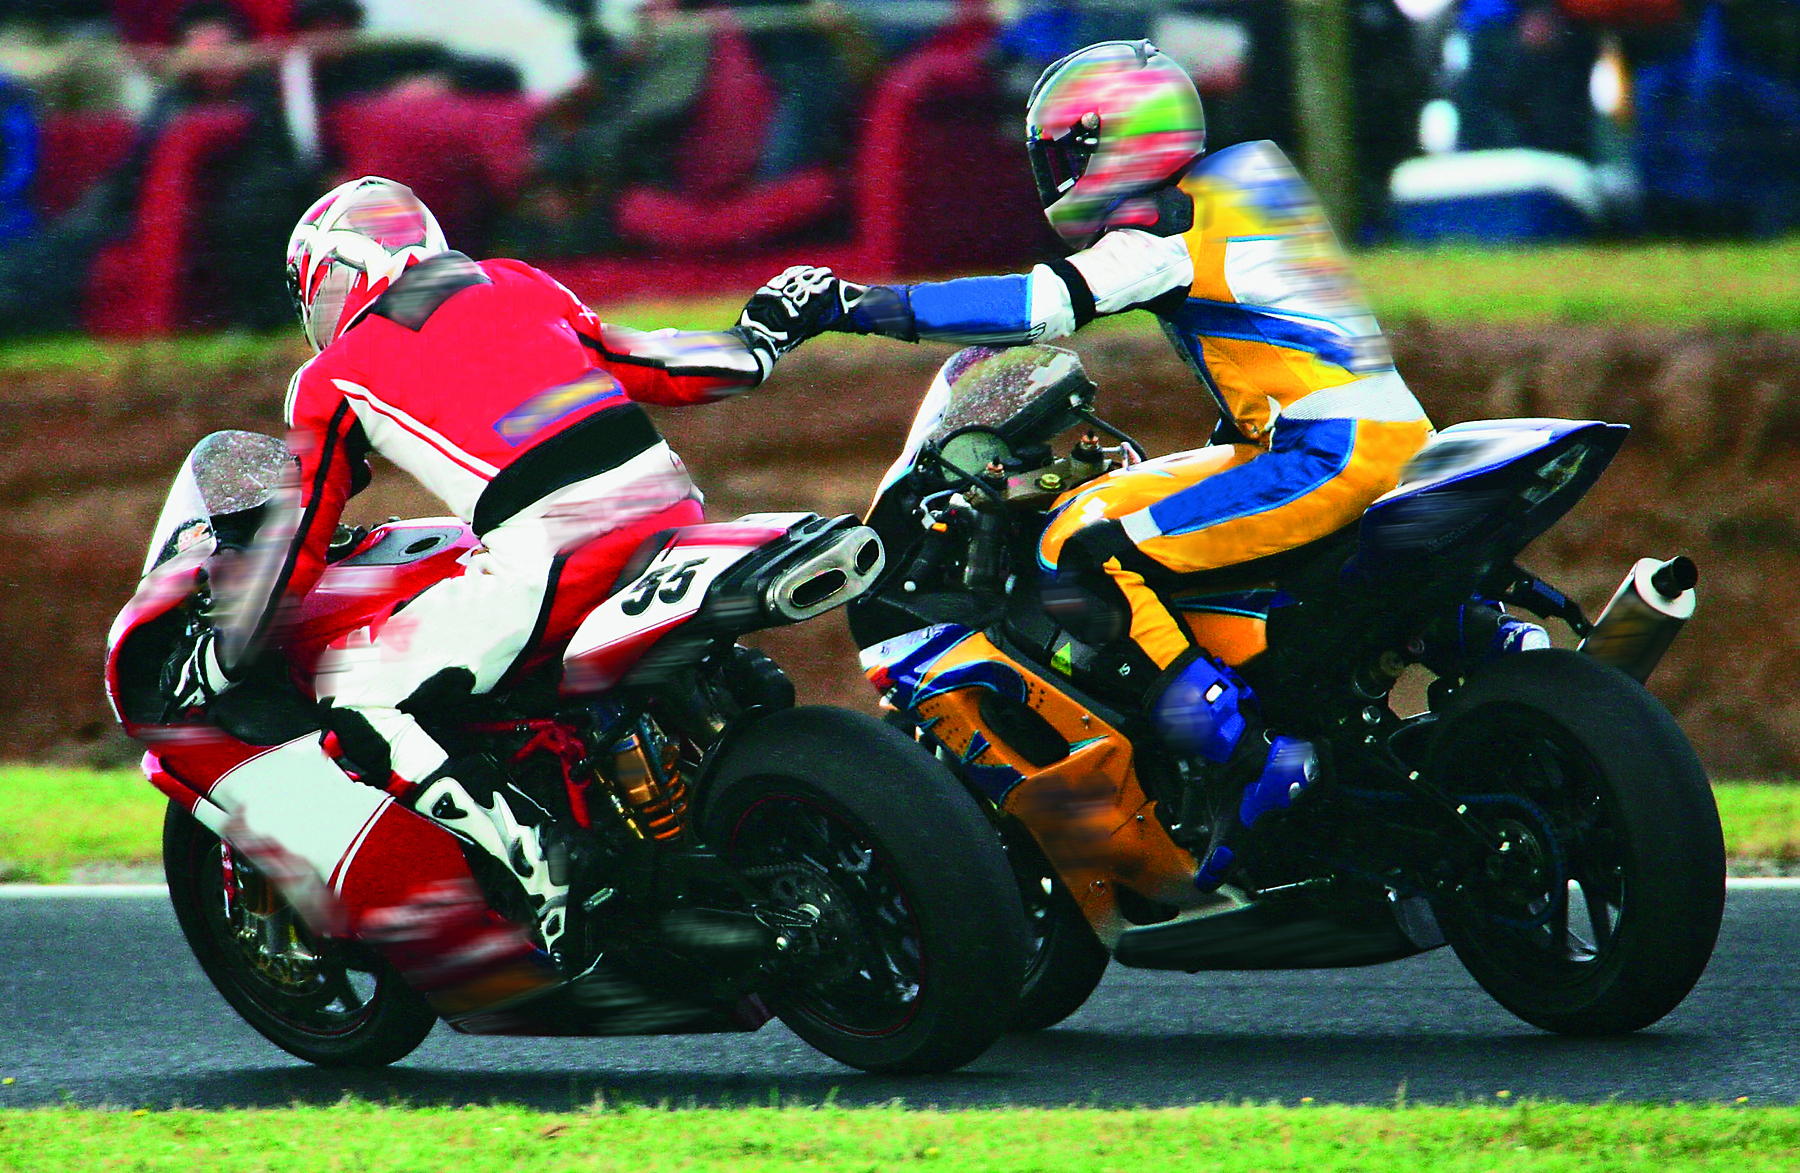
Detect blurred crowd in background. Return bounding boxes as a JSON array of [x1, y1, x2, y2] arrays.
[[0, 0, 1789, 338]]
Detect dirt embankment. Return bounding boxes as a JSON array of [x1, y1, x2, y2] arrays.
[[4, 323, 1798, 774]]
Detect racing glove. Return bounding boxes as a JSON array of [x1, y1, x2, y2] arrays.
[[166, 624, 235, 715], [731, 265, 858, 379]]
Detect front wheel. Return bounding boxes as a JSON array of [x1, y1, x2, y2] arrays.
[[1003, 821, 1109, 1032], [1426, 650, 1725, 1035], [701, 707, 1029, 1073], [163, 802, 437, 1066]]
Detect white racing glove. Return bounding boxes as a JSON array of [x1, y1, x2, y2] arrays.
[[732, 265, 861, 379]]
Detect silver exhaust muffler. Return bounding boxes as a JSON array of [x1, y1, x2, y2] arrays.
[[763, 525, 886, 622], [1577, 555, 1697, 682]]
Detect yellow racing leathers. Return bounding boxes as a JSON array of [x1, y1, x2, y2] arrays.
[[847, 140, 1433, 680]]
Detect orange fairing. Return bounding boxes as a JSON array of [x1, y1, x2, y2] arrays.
[[1178, 608, 1268, 666], [895, 631, 1199, 946]]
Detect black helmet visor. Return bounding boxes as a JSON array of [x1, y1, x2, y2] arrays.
[[1026, 124, 1097, 210]]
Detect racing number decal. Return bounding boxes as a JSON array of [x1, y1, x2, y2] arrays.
[[619, 557, 708, 616], [563, 537, 772, 687]]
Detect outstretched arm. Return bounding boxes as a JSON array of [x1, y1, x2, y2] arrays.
[[581, 323, 768, 406], [839, 229, 1194, 345], [556, 265, 858, 406]]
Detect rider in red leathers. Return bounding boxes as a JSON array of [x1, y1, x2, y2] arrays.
[[171, 176, 850, 1027]]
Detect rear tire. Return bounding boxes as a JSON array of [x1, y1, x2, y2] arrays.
[[163, 802, 437, 1067], [1427, 650, 1724, 1035], [701, 706, 1029, 1073]]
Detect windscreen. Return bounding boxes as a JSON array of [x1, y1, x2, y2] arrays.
[[876, 346, 1091, 495], [141, 430, 300, 671], [927, 345, 1088, 443]]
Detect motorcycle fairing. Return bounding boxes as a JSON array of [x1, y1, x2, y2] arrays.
[[865, 624, 1203, 947], [1354, 419, 1627, 574], [1378, 418, 1607, 499], [873, 345, 1096, 500], [141, 430, 302, 674], [142, 430, 294, 578], [561, 521, 794, 695], [861, 623, 981, 705], [562, 513, 885, 695], [287, 519, 479, 678]]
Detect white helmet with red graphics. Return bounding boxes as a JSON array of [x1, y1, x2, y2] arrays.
[[285, 176, 448, 352]]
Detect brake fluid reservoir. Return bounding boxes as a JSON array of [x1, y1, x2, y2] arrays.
[[1577, 556, 1697, 683]]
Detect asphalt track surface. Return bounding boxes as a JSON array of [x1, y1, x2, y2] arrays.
[[3, 885, 1797, 1110]]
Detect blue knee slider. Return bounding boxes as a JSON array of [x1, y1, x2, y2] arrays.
[[1152, 654, 1255, 763]]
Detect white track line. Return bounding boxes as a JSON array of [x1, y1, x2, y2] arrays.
[[5, 878, 1800, 898], [0, 884, 168, 898]]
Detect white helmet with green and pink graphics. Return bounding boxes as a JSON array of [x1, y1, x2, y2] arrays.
[[1025, 40, 1207, 250]]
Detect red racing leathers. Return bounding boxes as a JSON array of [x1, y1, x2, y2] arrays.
[[280, 252, 760, 626], [210, 251, 769, 1017], [279, 252, 761, 780]]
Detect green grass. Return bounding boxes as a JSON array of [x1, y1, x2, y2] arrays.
[[0, 329, 304, 374], [1, 765, 1795, 883], [1, 1102, 1798, 1171], [0, 765, 166, 883], [1355, 239, 1800, 332], [557, 240, 1800, 334], [0, 239, 1791, 376], [1702, 783, 1800, 866]]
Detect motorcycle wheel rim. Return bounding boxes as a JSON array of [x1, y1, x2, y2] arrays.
[[728, 792, 925, 1038], [200, 840, 385, 1039], [1434, 703, 1629, 987]]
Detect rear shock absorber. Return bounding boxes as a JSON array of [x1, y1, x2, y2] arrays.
[[608, 720, 691, 842]]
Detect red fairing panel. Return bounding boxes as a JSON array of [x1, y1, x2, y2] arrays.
[[107, 522, 475, 758], [105, 547, 215, 742], [286, 520, 478, 680], [560, 522, 789, 694]]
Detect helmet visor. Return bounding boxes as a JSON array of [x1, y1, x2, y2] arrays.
[[1026, 127, 1096, 210], [304, 260, 359, 351], [284, 260, 305, 328]]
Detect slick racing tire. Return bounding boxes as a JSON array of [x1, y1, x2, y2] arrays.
[[1426, 650, 1725, 1036], [163, 801, 437, 1067], [701, 706, 1029, 1074]]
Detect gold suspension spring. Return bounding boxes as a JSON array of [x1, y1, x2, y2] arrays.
[[608, 726, 690, 842]]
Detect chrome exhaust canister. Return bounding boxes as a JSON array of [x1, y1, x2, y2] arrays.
[[1577, 555, 1697, 683], [763, 526, 886, 622]]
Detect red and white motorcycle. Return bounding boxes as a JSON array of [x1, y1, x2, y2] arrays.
[[106, 430, 1028, 1073]]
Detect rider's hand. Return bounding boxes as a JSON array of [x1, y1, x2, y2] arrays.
[[168, 625, 234, 713], [732, 265, 854, 377]]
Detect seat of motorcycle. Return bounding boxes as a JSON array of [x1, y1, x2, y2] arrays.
[[1154, 522, 1362, 602]]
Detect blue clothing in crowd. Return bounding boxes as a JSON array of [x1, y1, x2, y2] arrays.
[[0, 76, 37, 247]]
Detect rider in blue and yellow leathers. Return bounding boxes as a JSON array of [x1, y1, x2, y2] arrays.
[[826, 41, 1435, 888]]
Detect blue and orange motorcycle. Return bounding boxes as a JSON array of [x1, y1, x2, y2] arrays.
[[850, 345, 1724, 1036]]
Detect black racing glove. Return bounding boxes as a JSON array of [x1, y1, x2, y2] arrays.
[[731, 265, 856, 379], [163, 622, 235, 718]]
